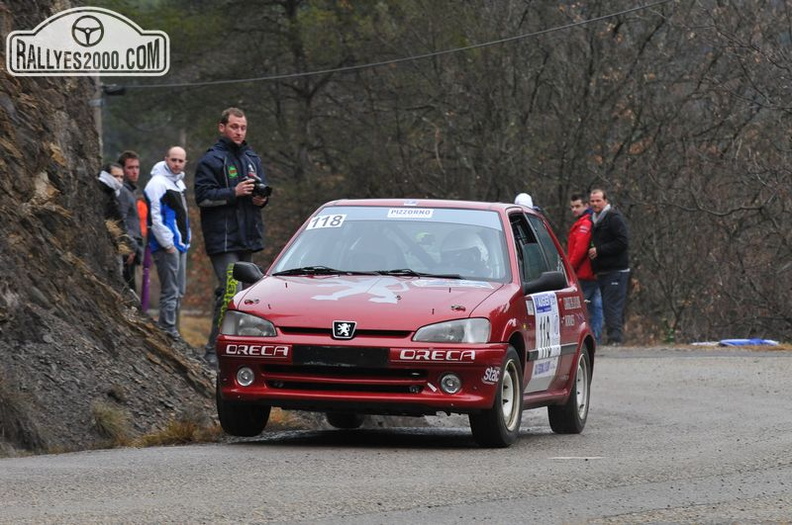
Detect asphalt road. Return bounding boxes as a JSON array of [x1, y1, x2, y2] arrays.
[[2, 346, 791, 524]]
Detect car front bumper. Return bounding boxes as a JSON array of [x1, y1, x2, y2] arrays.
[[216, 336, 511, 415]]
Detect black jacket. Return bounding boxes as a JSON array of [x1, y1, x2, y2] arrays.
[[591, 207, 629, 274], [194, 137, 266, 255]]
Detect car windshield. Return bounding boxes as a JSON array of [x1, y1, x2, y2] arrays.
[[271, 205, 511, 282]]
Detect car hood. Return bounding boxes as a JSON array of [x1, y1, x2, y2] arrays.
[[233, 275, 504, 330]]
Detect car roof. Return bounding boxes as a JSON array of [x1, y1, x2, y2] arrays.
[[321, 198, 541, 217]]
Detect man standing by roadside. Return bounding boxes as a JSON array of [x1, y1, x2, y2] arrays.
[[117, 150, 144, 296], [567, 193, 603, 343], [194, 107, 269, 365], [145, 146, 191, 341], [588, 189, 630, 345]]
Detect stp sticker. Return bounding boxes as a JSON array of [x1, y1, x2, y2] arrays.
[[482, 366, 500, 384]]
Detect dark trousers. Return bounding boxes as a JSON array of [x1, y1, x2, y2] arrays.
[[206, 251, 253, 352], [597, 269, 630, 344], [580, 279, 603, 343]]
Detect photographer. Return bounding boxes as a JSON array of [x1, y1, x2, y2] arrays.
[[194, 107, 269, 365]]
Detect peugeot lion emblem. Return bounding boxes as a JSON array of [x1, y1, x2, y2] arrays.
[[332, 320, 356, 340]]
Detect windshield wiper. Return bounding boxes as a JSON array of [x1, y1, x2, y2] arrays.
[[273, 266, 343, 276], [376, 268, 464, 279], [273, 266, 377, 276], [274, 266, 463, 278]]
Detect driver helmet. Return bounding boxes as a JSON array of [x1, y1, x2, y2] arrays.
[[441, 230, 489, 275]]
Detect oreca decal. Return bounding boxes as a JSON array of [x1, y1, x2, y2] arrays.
[[224, 344, 290, 357], [395, 349, 476, 362]]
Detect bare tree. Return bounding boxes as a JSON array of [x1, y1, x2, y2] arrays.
[[102, 0, 791, 341]]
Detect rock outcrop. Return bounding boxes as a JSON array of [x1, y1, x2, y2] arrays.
[[0, 1, 214, 454]]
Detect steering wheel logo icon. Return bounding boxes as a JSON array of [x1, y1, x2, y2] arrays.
[[71, 15, 104, 47]]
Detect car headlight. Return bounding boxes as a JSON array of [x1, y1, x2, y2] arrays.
[[220, 311, 277, 337], [413, 318, 490, 343]]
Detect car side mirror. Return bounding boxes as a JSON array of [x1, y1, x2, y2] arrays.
[[523, 270, 568, 295], [233, 261, 264, 285]]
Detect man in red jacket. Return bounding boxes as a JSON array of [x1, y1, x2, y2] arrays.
[[568, 193, 603, 343]]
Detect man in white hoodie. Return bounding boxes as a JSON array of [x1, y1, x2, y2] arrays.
[[144, 147, 191, 340]]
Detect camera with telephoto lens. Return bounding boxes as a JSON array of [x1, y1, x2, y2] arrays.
[[252, 182, 272, 198], [248, 174, 272, 198]]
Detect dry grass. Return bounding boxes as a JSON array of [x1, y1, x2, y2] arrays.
[[741, 342, 792, 351], [267, 408, 315, 430], [135, 420, 224, 447], [91, 401, 132, 445], [0, 376, 45, 453], [134, 404, 223, 446], [179, 313, 213, 348], [0, 377, 47, 453]]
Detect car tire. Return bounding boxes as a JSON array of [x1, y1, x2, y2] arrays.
[[548, 349, 591, 434], [469, 346, 523, 448], [325, 412, 365, 429], [216, 382, 270, 437]]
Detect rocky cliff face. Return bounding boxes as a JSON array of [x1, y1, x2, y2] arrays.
[[0, 1, 214, 455]]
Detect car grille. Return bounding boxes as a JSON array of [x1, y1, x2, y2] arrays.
[[261, 359, 427, 394], [279, 327, 412, 338], [293, 345, 389, 367]]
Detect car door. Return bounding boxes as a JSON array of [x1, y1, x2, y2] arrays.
[[511, 212, 580, 395]]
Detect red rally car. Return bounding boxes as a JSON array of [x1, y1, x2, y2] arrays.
[[216, 199, 596, 447]]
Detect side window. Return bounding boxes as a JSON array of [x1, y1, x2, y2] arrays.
[[527, 215, 565, 274], [510, 213, 549, 282]]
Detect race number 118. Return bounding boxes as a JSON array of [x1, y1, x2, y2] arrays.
[[306, 214, 346, 230]]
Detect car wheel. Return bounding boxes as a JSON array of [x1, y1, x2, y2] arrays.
[[216, 382, 270, 437], [326, 412, 365, 429], [469, 346, 523, 448], [548, 349, 591, 434]]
